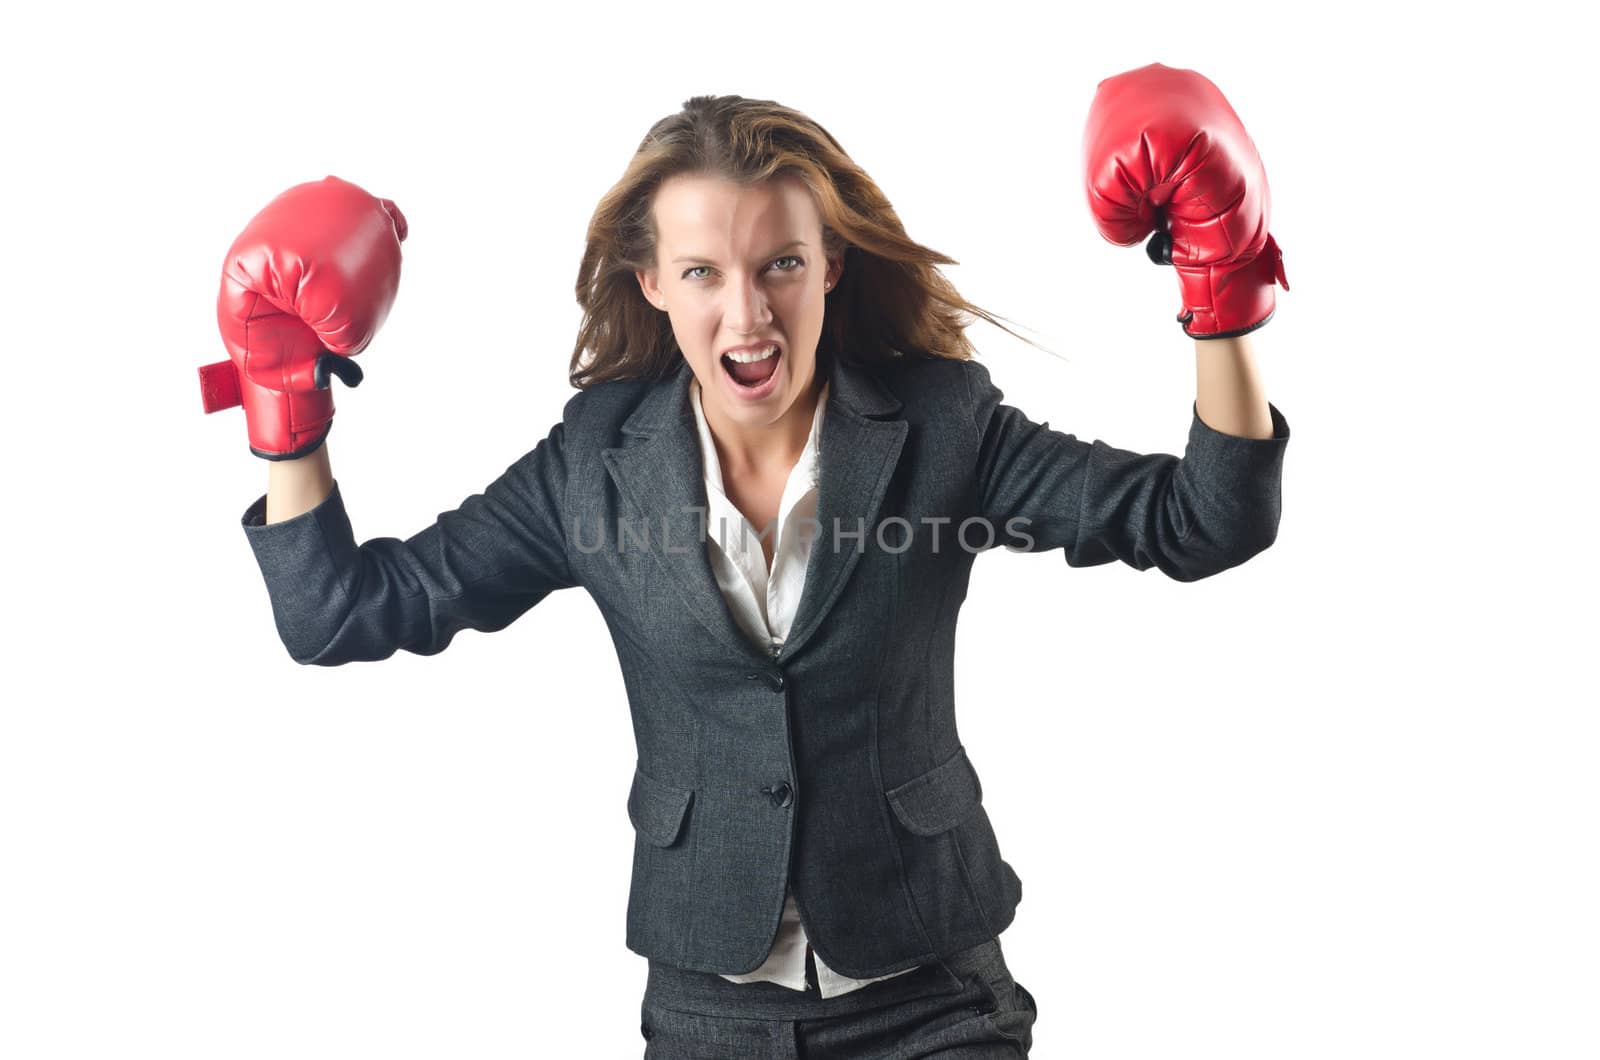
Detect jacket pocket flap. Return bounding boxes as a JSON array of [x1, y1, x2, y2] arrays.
[[886, 745, 983, 836], [627, 765, 693, 847]]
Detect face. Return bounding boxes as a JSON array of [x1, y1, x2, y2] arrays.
[[636, 173, 841, 436]]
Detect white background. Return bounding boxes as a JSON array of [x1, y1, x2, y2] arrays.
[[3, 1, 1594, 1057]]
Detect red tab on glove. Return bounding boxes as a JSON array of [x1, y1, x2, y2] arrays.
[[198, 359, 241, 413]]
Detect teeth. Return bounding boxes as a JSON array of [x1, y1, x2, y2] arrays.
[[724, 344, 779, 363]]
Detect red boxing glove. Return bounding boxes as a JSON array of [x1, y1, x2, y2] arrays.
[[200, 175, 407, 459], [1083, 63, 1289, 339]]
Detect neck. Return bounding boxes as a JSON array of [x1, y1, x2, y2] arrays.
[[702, 371, 824, 479]]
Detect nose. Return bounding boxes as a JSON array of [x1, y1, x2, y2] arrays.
[[722, 274, 773, 334]]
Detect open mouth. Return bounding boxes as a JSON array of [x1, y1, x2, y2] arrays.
[[721, 344, 782, 389]]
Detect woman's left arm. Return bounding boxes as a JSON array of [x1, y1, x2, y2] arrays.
[[965, 339, 1291, 582], [1195, 333, 1275, 441]]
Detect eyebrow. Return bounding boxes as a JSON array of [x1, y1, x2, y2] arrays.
[[671, 240, 808, 265]]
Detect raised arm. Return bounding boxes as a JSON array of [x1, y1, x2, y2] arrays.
[[266, 440, 335, 524], [240, 405, 580, 665], [963, 357, 1289, 581]]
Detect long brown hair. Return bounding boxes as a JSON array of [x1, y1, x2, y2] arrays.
[[569, 94, 1044, 389]]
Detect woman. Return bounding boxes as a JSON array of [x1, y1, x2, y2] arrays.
[[221, 69, 1289, 1058]]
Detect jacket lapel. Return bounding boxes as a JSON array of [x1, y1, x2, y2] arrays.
[[602, 354, 907, 665]]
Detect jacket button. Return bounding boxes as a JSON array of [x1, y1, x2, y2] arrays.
[[762, 782, 793, 808], [764, 671, 785, 692]]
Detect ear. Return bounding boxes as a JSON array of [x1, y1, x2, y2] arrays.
[[635, 268, 660, 308], [826, 255, 844, 289]]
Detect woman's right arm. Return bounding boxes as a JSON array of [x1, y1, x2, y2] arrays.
[[266, 440, 334, 524], [239, 407, 581, 666]]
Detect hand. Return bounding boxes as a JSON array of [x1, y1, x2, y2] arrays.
[[1083, 63, 1289, 339], [201, 175, 407, 459]]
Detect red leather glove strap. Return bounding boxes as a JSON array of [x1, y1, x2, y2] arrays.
[[198, 359, 242, 413], [1176, 233, 1290, 339]]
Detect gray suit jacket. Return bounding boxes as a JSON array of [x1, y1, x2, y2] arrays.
[[240, 351, 1290, 979]]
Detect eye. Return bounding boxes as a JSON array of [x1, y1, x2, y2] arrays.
[[679, 256, 804, 282]]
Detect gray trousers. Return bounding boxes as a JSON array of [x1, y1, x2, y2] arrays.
[[639, 937, 1037, 1058]]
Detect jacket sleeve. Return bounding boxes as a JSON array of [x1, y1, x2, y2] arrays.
[[239, 411, 579, 666], [961, 357, 1290, 581]]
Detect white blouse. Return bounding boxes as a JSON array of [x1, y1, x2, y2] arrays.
[[689, 376, 921, 998]]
